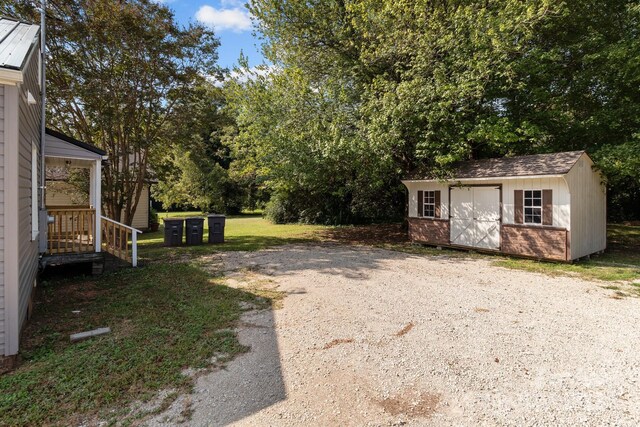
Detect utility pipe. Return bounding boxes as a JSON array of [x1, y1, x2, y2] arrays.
[[39, 0, 46, 207]]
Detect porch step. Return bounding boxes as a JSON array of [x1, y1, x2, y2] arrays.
[[40, 252, 105, 276]]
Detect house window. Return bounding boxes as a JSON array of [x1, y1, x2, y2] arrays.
[[423, 191, 436, 218], [32, 141, 39, 240], [524, 190, 542, 224]]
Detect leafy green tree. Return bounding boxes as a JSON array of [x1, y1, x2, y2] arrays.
[[152, 83, 247, 214], [4, 0, 221, 224], [235, 0, 640, 222]]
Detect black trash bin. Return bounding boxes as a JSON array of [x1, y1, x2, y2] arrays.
[[207, 214, 226, 244], [185, 217, 205, 245], [163, 218, 184, 246]]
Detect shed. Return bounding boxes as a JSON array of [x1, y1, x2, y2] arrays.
[[402, 151, 606, 261]]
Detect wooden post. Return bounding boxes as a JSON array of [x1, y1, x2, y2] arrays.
[[132, 231, 138, 267]]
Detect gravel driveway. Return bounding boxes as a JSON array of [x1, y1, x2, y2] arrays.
[[149, 244, 640, 426]]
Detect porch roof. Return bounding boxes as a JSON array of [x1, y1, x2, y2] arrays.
[[44, 129, 107, 161]]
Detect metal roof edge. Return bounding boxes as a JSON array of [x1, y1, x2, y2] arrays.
[[0, 18, 40, 71]]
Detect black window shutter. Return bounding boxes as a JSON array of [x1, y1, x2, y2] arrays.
[[434, 190, 441, 218], [417, 191, 423, 217]]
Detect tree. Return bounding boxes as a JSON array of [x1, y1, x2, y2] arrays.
[[235, 0, 640, 222], [152, 83, 247, 214], [232, 0, 554, 223], [4, 0, 221, 225]]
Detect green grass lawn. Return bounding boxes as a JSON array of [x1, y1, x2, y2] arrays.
[[0, 263, 264, 426], [138, 213, 328, 261]]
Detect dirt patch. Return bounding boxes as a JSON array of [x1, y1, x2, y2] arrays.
[[20, 280, 107, 354], [474, 307, 490, 313], [322, 338, 354, 350], [377, 390, 441, 418], [321, 223, 408, 246], [395, 322, 414, 336]]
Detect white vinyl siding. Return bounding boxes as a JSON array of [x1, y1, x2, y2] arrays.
[[120, 184, 150, 230], [16, 46, 41, 343], [406, 177, 570, 230], [405, 182, 449, 218], [31, 141, 38, 240], [501, 177, 570, 229], [44, 133, 103, 161], [564, 154, 607, 259]]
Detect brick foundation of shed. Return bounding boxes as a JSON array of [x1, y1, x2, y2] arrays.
[[501, 224, 568, 261], [408, 218, 450, 246]]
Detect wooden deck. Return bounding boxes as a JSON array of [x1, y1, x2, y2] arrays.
[[46, 208, 141, 267]]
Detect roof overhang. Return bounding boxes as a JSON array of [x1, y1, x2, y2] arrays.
[[402, 174, 566, 184], [0, 67, 23, 85], [44, 128, 108, 160]]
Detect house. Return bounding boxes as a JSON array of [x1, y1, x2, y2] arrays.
[[0, 18, 43, 369], [402, 151, 606, 261], [44, 129, 155, 231], [0, 17, 141, 369]]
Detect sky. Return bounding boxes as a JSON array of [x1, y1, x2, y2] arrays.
[[159, 0, 266, 69]]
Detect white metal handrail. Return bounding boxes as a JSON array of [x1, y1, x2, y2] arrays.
[[101, 215, 142, 267]]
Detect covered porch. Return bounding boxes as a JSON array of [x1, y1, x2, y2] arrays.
[[43, 129, 141, 267]]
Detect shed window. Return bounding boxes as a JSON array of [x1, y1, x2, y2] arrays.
[[524, 190, 542, 224], [423, 191, 436, 218], [418, 190, 441, 218]]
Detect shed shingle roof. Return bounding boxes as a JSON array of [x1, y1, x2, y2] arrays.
[[406, 150, 587, 181], [0, 17, 39, 70], [453, 151, 585, 179]]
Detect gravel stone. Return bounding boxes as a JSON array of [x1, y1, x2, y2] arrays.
[[147, 244, 640, 426]]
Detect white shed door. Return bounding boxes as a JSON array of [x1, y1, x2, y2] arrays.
[[450, 186, 501, 250], [450, 187, 475, 247]]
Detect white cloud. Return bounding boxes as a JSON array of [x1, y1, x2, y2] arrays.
[[210, 65, 277, 87], [195, 5, 252, 33], [229, 65, 274, 82], [220, 0, 245, 6]]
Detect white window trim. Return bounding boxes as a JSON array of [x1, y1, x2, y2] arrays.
[[422, 190, 436, 218], [32, 141, 39, 241], [523, 189, 543, 225]]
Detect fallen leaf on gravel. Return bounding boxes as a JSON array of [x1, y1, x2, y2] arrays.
[[322, 338, 354, 350], [395, 322, 415, 337]]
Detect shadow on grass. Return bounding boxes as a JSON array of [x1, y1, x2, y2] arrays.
[[3, 262, 286, 426], [138, 235, 319, 263]]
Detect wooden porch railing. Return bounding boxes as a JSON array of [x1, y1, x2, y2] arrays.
[[47, 208, 96, 254], [101, 216, 142, 267], [47, 209, 141, 267]]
